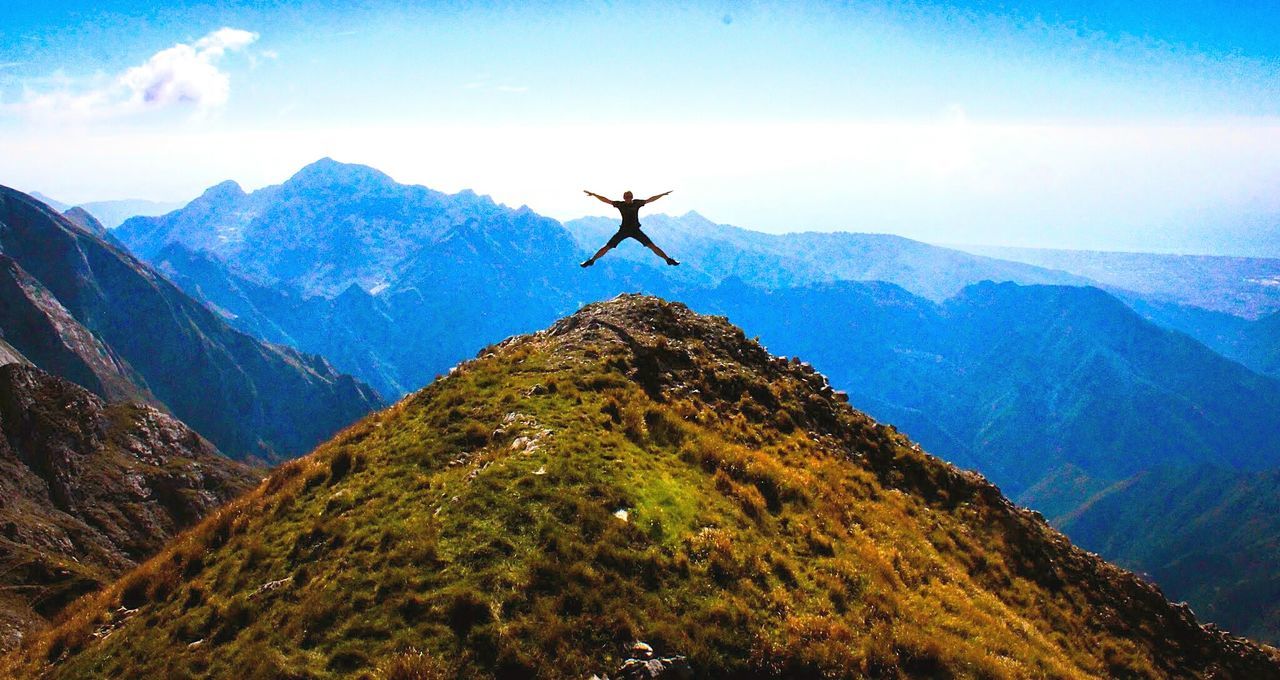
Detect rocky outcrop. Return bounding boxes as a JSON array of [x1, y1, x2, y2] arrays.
[[0, 364, 258, 652], [0, 338, 29, 366], [589, 642, 693, 679]]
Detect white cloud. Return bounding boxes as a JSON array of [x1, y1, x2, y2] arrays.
[[6, 27, 258, 121], [462, 74, 528, 94]]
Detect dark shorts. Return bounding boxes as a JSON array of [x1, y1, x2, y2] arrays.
[[606, 227, 654, 248]]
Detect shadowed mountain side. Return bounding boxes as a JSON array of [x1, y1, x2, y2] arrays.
[[0, 186, 383, 461], [145, 233, 690, 398], [6, 296, 1278, 679], [0, 256, 153, 405], [1242, 311, 1280, 376], [0, 364, 258, 652], [679, 280, 1280, 496], [60, 208, 109, 240], [1046, 465, 1280, 644], [1121, 297, 1280, 379], [565, 211, 1092, 300]]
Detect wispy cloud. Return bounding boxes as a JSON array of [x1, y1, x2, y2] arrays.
[[6, 27, 258, 121], [0, 62, 26, 70]]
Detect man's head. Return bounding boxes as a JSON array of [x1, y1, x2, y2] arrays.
[[623, 190, 634, 201]]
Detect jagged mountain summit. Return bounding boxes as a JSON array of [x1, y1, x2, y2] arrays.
[[9, 296, 1277, 679], [0, 186, 383, 461], [118, 157, 580, 299], [0, 364, 258, 653]]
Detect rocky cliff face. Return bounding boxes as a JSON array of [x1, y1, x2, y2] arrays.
[[0, 338, 28, 366], [8, 296, 1277, 679], [0, 255, 153, 405], [0, 185, 383, 461], [0, 364, 259, 652]]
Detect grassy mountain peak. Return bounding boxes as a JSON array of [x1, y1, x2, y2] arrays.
[[10, 295, 1278, 679]]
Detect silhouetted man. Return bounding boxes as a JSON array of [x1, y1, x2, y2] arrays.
[[580, 189, 679, 267]]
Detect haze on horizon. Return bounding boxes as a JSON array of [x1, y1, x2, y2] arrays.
[[2, 1, 1278, 256]]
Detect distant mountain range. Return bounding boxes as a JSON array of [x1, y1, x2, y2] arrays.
[[566, 211, 1092, 300], [959, 244, 1280, 320], [0, 186, 382, 461], [117, 158, 1106, 396], [107, 159, 1280, 641], [29, 192, 184, 230]]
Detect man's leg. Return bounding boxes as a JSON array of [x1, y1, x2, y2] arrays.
[[581, 231, 626, 267], [635, 231, 679, 265]]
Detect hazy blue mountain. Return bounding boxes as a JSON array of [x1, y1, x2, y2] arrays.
[[1241, 311, 1280, 376], [959, 244, 1280, 319], [76, 198, 184, 229], [118, 159, 689, 395], [1048, 465, 1280, 643], [567, 211, 1093, 300], [0, 185, 382, 461], [684, 280, 1280, 498], [121, 159, 1104, 397], [118, 158, 566, 298], [26, 192, 183, 229], [27, 192, 68, 212], [1116, 295, 1280, 379]]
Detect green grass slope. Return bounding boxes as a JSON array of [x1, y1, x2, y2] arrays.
[[8, 296, 1278, 679]]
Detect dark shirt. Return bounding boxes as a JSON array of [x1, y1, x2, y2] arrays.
[[612, 199, 646, 229]]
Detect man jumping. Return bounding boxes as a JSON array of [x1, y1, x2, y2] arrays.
[[580, 189, 680, 267]]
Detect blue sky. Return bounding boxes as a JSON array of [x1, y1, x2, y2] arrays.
[[2, 1, 1278, 254]]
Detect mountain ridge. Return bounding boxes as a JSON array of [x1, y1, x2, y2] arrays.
[[0, 185, 383, 461]]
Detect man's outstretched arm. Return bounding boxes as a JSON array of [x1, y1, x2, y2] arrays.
[[644, 190, 673, 203], [583, 190, 615, 205]]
